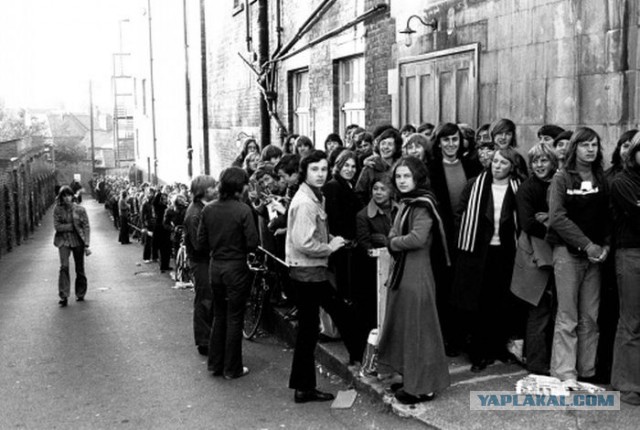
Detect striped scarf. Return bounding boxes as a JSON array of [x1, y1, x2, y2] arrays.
[[457, 171, 520, 253]]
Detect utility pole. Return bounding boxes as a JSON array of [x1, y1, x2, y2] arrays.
[[199, 0, 210, 174], [183, 0, 193, 178], [89, 81, 95, 174], [147, 0, 159, 184]]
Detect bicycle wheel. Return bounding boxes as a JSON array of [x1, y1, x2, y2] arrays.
[[243, 272, 268, 340]]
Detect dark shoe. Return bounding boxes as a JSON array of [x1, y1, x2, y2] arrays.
[[471, 358, 494, 373], [621, 391, 640, 406], [445, 346, 461, 357], [577, 375, 602, 384], [197, 345, 209, 356], [496, 351, 517, 364], [224, 366, 250, 380], [294, 389, 335, 404], [207, 366, 223, 376], [390, 382, 404, 392], [58, 298, 68, 307], [394, 389, 435, 405], [76, 297, 85, 302]]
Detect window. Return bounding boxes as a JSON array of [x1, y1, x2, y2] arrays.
[[338, 56, 364, 134], [292, 70, 310, 136], [399, 44, 479, 127], [232, 0, 244, 15]]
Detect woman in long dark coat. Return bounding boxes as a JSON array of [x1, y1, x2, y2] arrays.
[[323, 150, 363, 301], [377, 157, 450, 405], [452, 147, 523, 372]]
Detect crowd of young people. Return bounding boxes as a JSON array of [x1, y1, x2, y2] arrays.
[[98, 118, 640, 406], [228, 120, 639, 406]]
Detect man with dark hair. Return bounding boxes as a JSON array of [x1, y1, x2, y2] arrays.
[[538, 124, 565, 146], [197, 167, 259, 380], [261, 144, 283, 166], [295, 136, 314, 158], [184, 175, 217, 356], [275, 154, 300, 198], [399, 124, 416, 139], [417, 122, 435, 138]]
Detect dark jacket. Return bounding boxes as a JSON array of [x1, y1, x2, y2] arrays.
[[516, 175, 550, 240], [611, 167, 640, 249], [546, 169, 610, 254], [355, 200, 398, 250], [428, 155, 482, 249], [323, 176, 362, 240], [452, 173, 519, 311], [141, 199, 155, 229], [197, 199, 259, 261], [184, 200, 209, 262], [354, 155, 392, 205]]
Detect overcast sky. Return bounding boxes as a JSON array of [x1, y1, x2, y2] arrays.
[[0, 0, 136, 112]]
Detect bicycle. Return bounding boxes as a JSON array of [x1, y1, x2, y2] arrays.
[[243, 246, 288, 340]]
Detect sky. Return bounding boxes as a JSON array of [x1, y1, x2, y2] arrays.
[[0, 0, 137, 113]]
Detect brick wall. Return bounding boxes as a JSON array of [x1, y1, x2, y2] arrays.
[[0, 154, 55, 257], [206, 1, 263, 177], [365, 0, 395, 130], [207, 0, 391, 169]]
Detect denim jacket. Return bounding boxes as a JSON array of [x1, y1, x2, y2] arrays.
[[285, 182, 333, 268]]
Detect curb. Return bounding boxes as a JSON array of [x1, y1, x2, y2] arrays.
[[267, 305, 391, 408]]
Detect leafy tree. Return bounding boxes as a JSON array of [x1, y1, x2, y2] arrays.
[[54, 135, 87, 163], [0, 109, 27, 141]]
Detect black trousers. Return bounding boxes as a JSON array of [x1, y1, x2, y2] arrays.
[[191, 260, 213, 347], [118, 218, 130, 244], [525, 276, 556, 374], [207, 260, 251, 377], [289, 279, 365, 391], [143, 231, 158, 260], [469, 245, 521, 364]]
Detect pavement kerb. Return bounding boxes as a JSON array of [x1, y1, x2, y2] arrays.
[[267, 305, 446, 424]]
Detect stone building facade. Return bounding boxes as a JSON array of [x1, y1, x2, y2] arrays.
[[199, 0, 639, 175], [126, 0, 640, 181]]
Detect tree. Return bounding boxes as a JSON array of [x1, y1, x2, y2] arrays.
[[54, 134, 87, 163], [0, 108, 27, 141]]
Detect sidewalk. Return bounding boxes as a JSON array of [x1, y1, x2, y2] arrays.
[[268, 305, 640, 429]]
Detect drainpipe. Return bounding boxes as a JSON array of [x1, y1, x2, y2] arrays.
[[245, 0, 252, 52], [183, 0, 193, 178], [147, 0, 158, 184], [258, 0, 270, 147], [200, 0, 210, 174]]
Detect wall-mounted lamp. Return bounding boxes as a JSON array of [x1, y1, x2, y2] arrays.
[[399, 15, 438, 47]]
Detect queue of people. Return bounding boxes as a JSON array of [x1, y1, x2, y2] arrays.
[[88, 119, 640, 407]]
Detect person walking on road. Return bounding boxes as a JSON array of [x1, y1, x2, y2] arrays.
[[53, 186, 91, 307], [197, 167, 259, 379], [184, 175, 217, 356]]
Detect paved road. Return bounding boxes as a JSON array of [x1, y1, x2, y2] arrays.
[[0, 198, 423, 430]]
